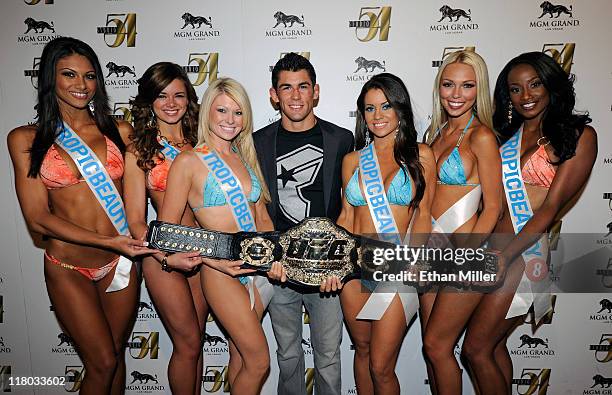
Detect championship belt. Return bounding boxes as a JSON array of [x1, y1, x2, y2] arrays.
[[146, 217, 394, 287]]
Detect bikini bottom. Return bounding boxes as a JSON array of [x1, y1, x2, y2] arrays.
[[45, 251, 119, 282]]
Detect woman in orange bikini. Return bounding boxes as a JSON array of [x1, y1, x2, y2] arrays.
[[461, 52, 597, 394], [123, 62, 209, 394], [7, 37, 152, 394]]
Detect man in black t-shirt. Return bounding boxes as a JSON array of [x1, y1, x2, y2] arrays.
[[253, 53, 354, 395]]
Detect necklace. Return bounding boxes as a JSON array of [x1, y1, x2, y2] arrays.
[[158, 133, 190, 148], [536, 136, 550, 147]]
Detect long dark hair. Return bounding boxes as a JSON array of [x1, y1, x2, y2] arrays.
[[130, 62, 199, 171], [493, 52, 591, 163], [28, 36, 122, 178], [355, 73, 425, 209]]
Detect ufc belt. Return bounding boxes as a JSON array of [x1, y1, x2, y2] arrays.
[[146, 217, 398, 287]]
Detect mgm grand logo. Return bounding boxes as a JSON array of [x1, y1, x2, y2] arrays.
[[127, 332, 159, 359], [511, 334, 554, 358], [530, 2, 578, 29], [512, 368, 551, 395], [430, 5, 478, 34], [202, 331, 228, 355], [346, 56, 386, 82], [432, 46, 475, 68], [183, 52, 219, 87], [23, 57, 40, 89], [64, 365, 85, 393], [349, 6, 391, 42], [126, 370, 164, 392], [136, 300, 157, 320], [202, 365, 229, 393], [52, 332, 77, 355], [589, 334, 612, 363], [112, 102, 133, 123], [266, 11, 312, 39], [589, 374, 612, 393], [18, 17, 59, 45], [174, 12, 220, 40], [97, 13, 137, 48], [104, 61, 137, 89]]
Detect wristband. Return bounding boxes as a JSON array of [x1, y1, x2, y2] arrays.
[[160, 253, 172, 272]]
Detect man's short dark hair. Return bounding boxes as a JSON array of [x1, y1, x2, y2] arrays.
[[271, 53, 316, 89]]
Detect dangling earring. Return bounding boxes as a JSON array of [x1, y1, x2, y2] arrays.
[[88, 100, 95, 114], [146, 108, 157, 130], [364, 125, 372, 146], [507, 102, 513, 123], [394, 121, 401, 137]]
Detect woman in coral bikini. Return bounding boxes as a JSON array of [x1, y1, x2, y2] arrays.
[[462, 52, 597, 394], [420, 50, 502, 395], [7, 37, 152, 393], [159, 77, 284, 395], [123, 62, 209, 394]]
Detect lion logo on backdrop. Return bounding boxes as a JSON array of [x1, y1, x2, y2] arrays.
[[57, 333, 74, 347], [538, 2, 573, 18], [598, 298, 612, 313], [138, 301, 153, 312], [438, 5, 471, 22], [592, 374, 612, 388], [354, 57, 386, 73], [203, 332, 227, 346], [273, 11, 305, 28], [518, 334, 549, 349], [24, 17, 55, 34], [181, 12, 212, 29], [130, 371, 159, 385], [105, 62, 136, 78]]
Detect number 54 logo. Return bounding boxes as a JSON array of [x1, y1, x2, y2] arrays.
[[97, 13, 137, 47], [349, 7, 391, 42]]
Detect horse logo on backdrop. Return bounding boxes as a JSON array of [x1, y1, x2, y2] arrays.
[[97, 13, 137, 48], [354, 57, 386, 73], [438, 5, 471, 22], [513, 368, 551, 395], [24, 17, 55, 34], [184, 53, 219, 87], [349, 6, 392, 42], [538, 2, 573, 18], [181, 12, 212, 29], [273, 11, 305, 28]]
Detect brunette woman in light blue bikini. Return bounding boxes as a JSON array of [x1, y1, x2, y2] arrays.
[[328, 73, 437, 394], [420, 50, 502, 395]]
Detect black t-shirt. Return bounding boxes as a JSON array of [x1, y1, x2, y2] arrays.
[[274, 123, 325, 231]]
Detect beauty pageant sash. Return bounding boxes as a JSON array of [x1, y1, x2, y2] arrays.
[[355, 144, 419, 325], [55, 122, 132, 292], [431, 186, 481, 234], [500, 127, 552, 322], [157, 136, 180, 161], [195, 145, 272, 308]]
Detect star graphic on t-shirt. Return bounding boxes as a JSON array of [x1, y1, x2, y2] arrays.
[[277, 164, 297, 187]]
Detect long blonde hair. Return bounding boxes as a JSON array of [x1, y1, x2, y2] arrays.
[[426, 50, 495, 144], [197, 77, 271, 203]]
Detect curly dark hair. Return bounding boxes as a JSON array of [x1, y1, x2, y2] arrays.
[[355, 73, 425, 210], [493, 52, 591, 164], [130, 62, 199, 171], [28, 37, 122, 177]]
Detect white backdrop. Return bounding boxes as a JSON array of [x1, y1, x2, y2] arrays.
[[1, 1, 611, 394]]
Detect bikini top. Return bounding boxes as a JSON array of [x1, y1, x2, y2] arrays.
[[344, 165, 413, 207], [146, 157, 171, 192], [522, 143, 556, 188], [191, 158, 262, 211], [435, 113, 479, 187], [40, 136, 123, 190]]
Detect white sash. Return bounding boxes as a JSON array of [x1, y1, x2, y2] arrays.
[[195, 146, 272, 308], [432, 185, 481, 234], [355, 144, 419, 325], [500, 127, 552, 322], [157, 136, 180, 161], [55, 122, 132, 292]]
